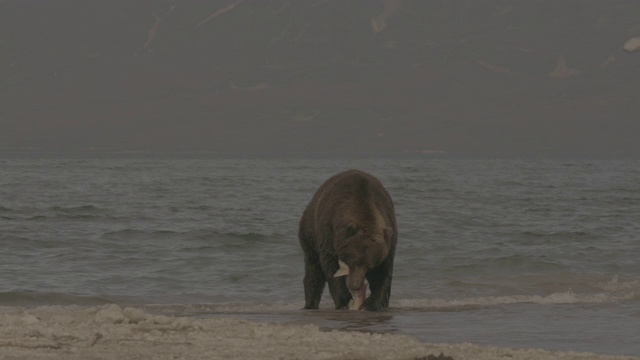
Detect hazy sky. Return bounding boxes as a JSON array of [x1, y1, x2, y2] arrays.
[[1, 0, 639, 157]]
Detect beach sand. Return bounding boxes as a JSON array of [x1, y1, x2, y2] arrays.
[[0, 304, 637, 360]]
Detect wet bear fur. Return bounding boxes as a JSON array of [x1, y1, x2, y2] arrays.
[[298, 169, 397, 311]]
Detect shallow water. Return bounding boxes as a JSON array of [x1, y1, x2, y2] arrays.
[[1, 157, 639, 355]]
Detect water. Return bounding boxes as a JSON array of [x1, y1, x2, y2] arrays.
[[1, 156, 639, 355]]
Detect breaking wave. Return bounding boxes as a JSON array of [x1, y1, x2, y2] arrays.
[[3, 275, 638, 312], [0, 291, 120, 307], [395, 290, 639, 310]]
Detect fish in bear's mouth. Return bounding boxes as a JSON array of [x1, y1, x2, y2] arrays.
[[334, 260, 368, 310]]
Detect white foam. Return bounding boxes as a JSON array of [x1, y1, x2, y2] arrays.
[[395, 289, 638, 309], [600, 275, 640, 292], [149, 301, 301, 314], [0, 304, 637, 360], [623, 37, 640, 53]]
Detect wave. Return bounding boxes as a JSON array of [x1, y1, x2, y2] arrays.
[[102, 286, 640, 314], [0, 291, 122, 307], [49, 205, 103, 213], [3, 205, 114, 221], [100, 228, 281, 245], [3, 291, 638, 315], [519, 230, 595, 238], [398, 275, 640, 310], [395, 290, 639, 310], [47, 205, 112, 221], [142, 302, 302, 316], [516, 230, 603, 245], [450, 254, 565, 272], [189, 276, 640, 313], [4, 274, 637, 312], [192, 230, 279, 241], [102, 228, 180, 238]]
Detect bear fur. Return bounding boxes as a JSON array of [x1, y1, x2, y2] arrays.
[[298, 169, 397, 311]]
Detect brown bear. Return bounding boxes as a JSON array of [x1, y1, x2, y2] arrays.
[[298, 169, 397, 311]]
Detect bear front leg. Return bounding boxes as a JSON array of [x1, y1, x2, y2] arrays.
[[327, 276, 352, 309], [363, 260, 393, 311], [302, 257, 325, 309]]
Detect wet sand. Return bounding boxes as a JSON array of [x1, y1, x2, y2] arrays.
[[0, 305, 637, 360]]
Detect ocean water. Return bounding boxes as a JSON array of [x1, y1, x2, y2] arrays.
[[1, 156, 639, 355]]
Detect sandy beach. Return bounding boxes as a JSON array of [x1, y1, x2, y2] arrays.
[[0, 304, 637, 360]]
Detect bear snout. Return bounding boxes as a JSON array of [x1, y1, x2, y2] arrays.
[[346, 267, 367, 292]]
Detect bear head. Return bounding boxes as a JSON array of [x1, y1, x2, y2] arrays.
[[333, 224, 393, 292]]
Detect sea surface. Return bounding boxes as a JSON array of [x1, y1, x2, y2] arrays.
[[1, 156, 639, 355]]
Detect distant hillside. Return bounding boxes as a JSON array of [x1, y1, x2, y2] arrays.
[[1, 0, 639, 156]]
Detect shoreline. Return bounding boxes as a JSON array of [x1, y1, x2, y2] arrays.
[[0, 304, 637, 360]]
